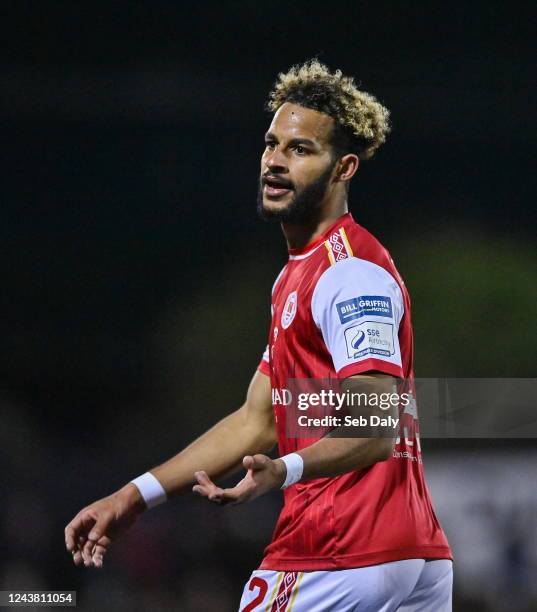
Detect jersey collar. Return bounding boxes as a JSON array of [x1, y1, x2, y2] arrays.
[[287, 213, 352, 260]]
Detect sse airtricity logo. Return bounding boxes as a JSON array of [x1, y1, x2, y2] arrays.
[[351, 329, 366, 351], [344, 321, 395, 359], [281, 291, 298, 329]]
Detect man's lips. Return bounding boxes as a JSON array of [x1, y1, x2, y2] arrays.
[[263, 176, 293, 197]]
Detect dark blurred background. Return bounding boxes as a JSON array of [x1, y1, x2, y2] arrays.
[[1, 2, 536, 610]]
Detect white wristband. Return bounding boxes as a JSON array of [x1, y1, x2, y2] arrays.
[[130, 472, 167, 509], [280, 453, 304, 489]]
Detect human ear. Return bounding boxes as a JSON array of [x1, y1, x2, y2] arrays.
[[337, 154, 360, 182]]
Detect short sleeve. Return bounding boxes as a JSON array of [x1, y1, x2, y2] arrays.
[[311, 257, 405, 379]]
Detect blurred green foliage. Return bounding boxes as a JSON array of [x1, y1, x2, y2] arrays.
[[394, 232, 536, 377]]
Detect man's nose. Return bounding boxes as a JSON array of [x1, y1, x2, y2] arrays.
[[265, 148, 288, 172]]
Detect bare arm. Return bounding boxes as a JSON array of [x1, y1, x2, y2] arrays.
[[297, 373, 396, 479], [64, 370, 275, 567], [194, 373, 397, 505], [150, 370, 276, 493]]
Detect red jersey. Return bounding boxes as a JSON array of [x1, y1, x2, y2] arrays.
[[258, 212, 451, 571]]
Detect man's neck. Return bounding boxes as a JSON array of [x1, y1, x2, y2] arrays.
[[282, 202, 348, 251]]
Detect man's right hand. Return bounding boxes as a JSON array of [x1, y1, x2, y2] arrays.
[[64, 483, 146, 568]]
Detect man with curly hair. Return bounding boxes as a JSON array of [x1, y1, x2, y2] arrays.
[[65, 60, 453, 610]]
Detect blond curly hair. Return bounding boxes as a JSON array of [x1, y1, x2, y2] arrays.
[[267, 59, 391, 160]]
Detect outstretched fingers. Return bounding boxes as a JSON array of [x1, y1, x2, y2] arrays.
[[194, 469, 253, 505], [192, 471, 225, 502], [193, 457, 274, 507], [218, 484, 246, 505]]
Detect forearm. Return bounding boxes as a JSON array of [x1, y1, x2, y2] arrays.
[[145, 408, 273, 497], [115, 371, 274, 508], [118, 411, 271, 507], [277, 374, 398, 481], [279, 435, 393, 482], [64, 375, 275, 567]]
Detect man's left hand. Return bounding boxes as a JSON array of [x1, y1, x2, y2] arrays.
[[193, 454, 286, 505]]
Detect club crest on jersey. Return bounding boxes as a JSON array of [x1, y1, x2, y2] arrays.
[[281, 291, 298, 329]]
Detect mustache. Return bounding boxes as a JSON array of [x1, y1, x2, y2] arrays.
[[261, 174, 294, 189]]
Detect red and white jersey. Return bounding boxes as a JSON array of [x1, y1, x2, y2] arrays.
[[258, 212, 452, 571]]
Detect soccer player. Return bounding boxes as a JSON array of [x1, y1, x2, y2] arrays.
[[65, 60, 453, 610]]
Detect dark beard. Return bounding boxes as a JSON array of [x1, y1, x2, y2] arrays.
[[257, 162, 336, 224]]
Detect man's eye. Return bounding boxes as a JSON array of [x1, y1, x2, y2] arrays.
[[265, 141, 276, 149], [294, 145, 307, 155]]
